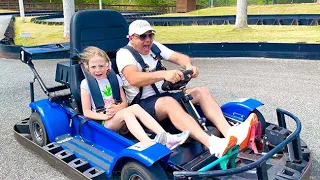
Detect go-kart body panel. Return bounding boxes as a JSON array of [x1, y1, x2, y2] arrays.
[[29, 99, 72, 142], [221, 98, 264, 122], [22, 99, 173, 178]]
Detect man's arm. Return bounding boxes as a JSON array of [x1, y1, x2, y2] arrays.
[[122, 65, 183, 87], [168, 52, 199, 78]]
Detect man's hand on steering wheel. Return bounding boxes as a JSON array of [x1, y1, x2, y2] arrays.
[[164, 70, 184, 83], [185, 64, 199, 78]]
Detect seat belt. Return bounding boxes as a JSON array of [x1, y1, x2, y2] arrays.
[[122, 44, 165, 105], [80, 65, 106, 113], [107, 69, 122, 104]]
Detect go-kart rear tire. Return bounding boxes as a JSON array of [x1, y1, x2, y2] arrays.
[[29, 112, 49, 147], [121, 161, 168, 180], [253, 109, 267, 134]]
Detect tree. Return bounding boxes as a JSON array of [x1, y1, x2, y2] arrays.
[[235, 0, 248, 29], [18, 0, 25, 22], [62, 0, 75, 38]]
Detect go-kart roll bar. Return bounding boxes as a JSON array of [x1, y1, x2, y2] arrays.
[[173, 108, 302, 179]]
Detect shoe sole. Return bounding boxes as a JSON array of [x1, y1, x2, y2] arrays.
[[221, 135, 238, 156], [239, 113, 259, 150], [169, 131, 191, 150]]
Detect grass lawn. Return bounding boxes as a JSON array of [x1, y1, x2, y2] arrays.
[[0, 9, 16, 13], [155, 25, 320, 43], [161, 3, 320, 16], [14, 17, 69, 46], [14, 4, 320, 46]]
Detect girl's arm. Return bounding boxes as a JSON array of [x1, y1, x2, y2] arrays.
[[118, 87, 128, 109], [81, 88, 112, 120]]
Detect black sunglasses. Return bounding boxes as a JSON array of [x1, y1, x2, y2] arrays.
[[136, 33, 155, 40]]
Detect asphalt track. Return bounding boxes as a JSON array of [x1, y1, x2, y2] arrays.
[[0, 57, 319, 179]]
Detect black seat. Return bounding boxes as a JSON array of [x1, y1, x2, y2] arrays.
[[69, 10, 129, 112]]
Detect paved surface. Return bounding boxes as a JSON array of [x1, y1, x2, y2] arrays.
[[0, 57, 319, 179], [0, 15, 12, 40]]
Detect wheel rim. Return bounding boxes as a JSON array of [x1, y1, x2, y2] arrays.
[[32, 122, 43, 144], [129, 174, 143, 180]]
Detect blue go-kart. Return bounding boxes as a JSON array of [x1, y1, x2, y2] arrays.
[[14, 10, 311, 180]]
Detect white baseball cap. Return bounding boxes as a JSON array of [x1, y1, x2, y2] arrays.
[[128, 20, 155, 36]]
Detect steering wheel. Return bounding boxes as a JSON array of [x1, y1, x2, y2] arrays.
[[161, 70, 194, 91]]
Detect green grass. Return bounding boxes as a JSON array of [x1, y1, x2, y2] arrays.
[[13, 4, 320, 46], [159, 4, 320, 16], [154, 25, 320, 43], [0, 9, 16, 13], [14, 17, 68, 46]]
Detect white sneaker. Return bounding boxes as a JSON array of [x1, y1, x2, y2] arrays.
[[166, 131, 190, 150], [209, 135, 237, 158], [227, 113, 258, 150], [154, 131, 167, 145]]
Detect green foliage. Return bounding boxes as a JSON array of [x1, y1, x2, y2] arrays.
[[135, 0, 176, 5], [26, 0, 317, 6], [196, 0, 314, 7]]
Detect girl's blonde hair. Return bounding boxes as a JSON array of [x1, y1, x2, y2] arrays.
[[80, 46, 110, 67]]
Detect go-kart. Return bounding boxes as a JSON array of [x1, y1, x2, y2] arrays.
[[14, 9, 311, 180]]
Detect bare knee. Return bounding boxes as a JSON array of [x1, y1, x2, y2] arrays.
[[192, 87, 211, 100], [195, 86, 211, 95], [156, 96, 182, 115], [126, 104, 138, 111], [157, 97, 179, 108]]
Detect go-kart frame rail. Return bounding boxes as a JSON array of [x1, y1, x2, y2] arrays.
[[173, 108, 308, 179]]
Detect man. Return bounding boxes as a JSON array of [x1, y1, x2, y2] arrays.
[[116, 20, 257, 157]]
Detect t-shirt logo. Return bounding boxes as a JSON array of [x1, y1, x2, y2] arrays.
[[102, 84, 114, 105], [102, 84, 112, 97]]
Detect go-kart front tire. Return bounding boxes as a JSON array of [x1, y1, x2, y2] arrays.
[[121, 161, 168, 180], [29, 112, 49, 147]]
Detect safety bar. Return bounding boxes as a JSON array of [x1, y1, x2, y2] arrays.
[[20, 43, 70, 64], [173, 108, 302, 178]]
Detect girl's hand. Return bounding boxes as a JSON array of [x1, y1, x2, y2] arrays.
[[101, 110, 114, 120], [106, 104, 123, 116]]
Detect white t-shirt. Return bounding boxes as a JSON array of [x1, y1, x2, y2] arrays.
[[80, 76, 122, 112], [116, 41, 174, 104]]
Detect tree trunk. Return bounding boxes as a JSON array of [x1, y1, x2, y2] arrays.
[[235, 0, 248, 29], [99, 0, 102, 9], [18, 0, 25, 22], [62, 0, 75, 38]]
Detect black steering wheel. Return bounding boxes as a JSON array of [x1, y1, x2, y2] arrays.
[[161, 70, 194, 91]]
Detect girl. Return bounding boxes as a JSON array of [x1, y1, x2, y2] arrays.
[[80, 46, 190, 150]]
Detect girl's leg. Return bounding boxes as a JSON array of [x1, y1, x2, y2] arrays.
[[126, 104, 190, 150], [125, 104, 166, 134], [105, 108, 153, 144]]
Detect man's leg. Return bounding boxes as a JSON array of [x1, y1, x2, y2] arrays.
[[154, 96, 211, 148], [187, 87, 259, 150], [186, 87, 231, 137], [139, 94, 237, 157]]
